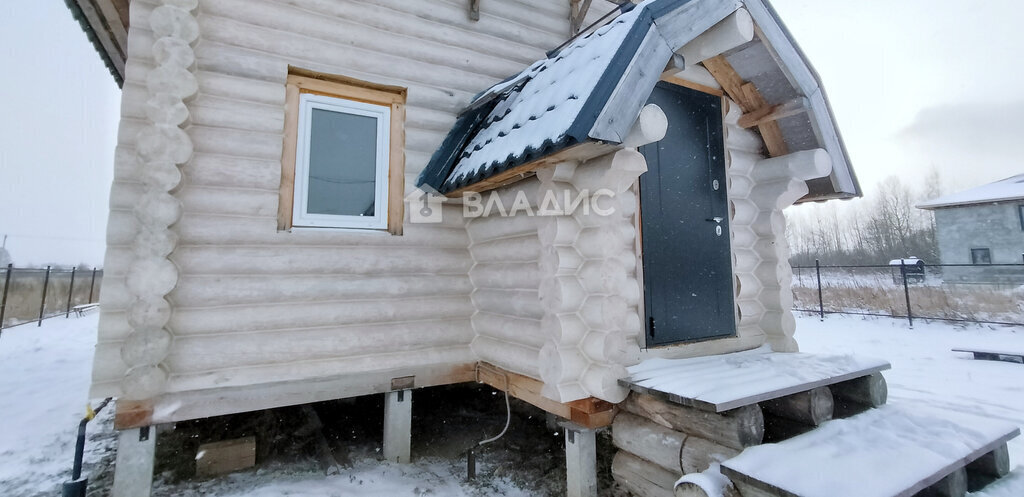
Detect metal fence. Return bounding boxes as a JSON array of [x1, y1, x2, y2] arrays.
[[0, 264, 104, 331], [792, 260, 1024, 327]]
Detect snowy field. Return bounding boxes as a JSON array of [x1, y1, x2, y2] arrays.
[[1, 313, 1023, 495]]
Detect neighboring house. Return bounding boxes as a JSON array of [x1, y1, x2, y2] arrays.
[[69, 1, 1019, 496], [918, 174, 1024, 285]]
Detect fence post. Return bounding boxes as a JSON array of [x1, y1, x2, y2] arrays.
[[38, 266, 51, 327], [65, 267, 77, 318], [0, 264, 12, 333], [900, 260, 913, 329], [815, 259, 824, 321], [88, 268, 97, 304]]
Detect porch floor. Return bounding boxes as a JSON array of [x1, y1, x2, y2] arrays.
[[620, 345, 891, 412], [720, 404, 1020, 497]]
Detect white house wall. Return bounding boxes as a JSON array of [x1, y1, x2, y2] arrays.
[[92, 0, 613, 422]]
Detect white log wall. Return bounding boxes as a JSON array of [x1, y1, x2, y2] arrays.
[[92, 0, 614, 420]]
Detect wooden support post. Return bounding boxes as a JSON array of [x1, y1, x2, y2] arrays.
[[831, 372, 887, 418], [383, 390, 412, 463], [760, 386, 833, 426], [918, 466, 967, 497], [966, 443, 1010, 491], [612, 412, 738, 475], [112, 426, 156, 497], [611, 450, 679, 497], [622, 392, 764, 451], [563, 422, 598, 497]]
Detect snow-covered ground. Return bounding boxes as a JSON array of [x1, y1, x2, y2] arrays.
[[0, 314, 115, 497], [794, 312, 1024, 471], [1, 312, 1022, 496]]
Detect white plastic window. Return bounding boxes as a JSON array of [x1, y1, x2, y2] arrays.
[[293, 93, 390, 229]]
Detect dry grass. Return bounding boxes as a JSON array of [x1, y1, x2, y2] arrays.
[[792, 268, 1024, 324]]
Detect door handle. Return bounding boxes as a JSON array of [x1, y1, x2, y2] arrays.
[[706, 217, 723, 224]]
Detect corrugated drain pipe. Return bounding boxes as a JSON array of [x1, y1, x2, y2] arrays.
[[468, 363, 512, 479], [62, 397, 113, 497]]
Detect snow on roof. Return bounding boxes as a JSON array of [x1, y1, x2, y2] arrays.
[[888, 258, 923, 266], [917, 173, 1024, 209], [440, 6, 646, 191]]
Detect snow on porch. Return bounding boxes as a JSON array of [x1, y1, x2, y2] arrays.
[[720, 404, 1021, 497], [621, 345, 891, 412]]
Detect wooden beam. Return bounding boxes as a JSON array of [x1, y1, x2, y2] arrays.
[[570, 0, 594, 35], [661, 74, 725, 97], [702, 55, 789, 157], [476, 362, 616, 429], [444, 142, 616, 198], [737, 97, 807, 129]]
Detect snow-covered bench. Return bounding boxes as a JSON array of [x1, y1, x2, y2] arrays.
[[953, 348, 1024, 365], [72, 303, 99, 317], [720, 405, 1019, 497]]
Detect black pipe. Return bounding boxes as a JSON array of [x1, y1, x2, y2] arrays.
[[63, 398, 112, 497]]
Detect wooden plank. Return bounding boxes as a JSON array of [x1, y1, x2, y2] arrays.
[[444, 142, 616, 198], [195, 436, 257, 478], [388, 100, 406, 235], [702, 56, 748, 109], [660, 74, 724, 97], [721, 416, 1020, 497], [953, 348, 1024, 364], [701, 56, 787, 156], [621, 364, 890, 413], [114, 399, 154, 430], [590, 24, 673, 142], [476, 362, 615, 429], [737, 97, 807, 128], [277, 81, 300, 231], [120, 362, 477, 428]]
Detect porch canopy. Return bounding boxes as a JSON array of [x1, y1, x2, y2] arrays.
[[417, 0, 860, 201]]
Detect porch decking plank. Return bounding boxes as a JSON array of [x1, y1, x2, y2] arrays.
[[620, 346, 891, 412], [720, 405, 1021, 497]]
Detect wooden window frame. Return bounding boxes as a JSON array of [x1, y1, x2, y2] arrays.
[[280, 69, 407, 234]]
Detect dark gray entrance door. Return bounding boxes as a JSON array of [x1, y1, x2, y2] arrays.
[[638, 82, 735, 346]]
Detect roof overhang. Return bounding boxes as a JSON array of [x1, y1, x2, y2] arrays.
[[64, 0, 129, 87], [418, 0, 861, 202]]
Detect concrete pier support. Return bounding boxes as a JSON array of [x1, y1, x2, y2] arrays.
[[112, 426, 156, 497], [563, 422, 598, 497], [383, 390, 412, 463]]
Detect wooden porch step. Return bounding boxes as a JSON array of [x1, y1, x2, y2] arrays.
[[621, 346, 890, 413], [952, 348, 1024, 365], [720, 405, 1019, 497]]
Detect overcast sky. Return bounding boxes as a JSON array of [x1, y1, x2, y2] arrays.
[[1, 1, 1021, 266]]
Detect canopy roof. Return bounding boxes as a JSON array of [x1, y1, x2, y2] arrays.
[[418, 0, 860, 202]]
